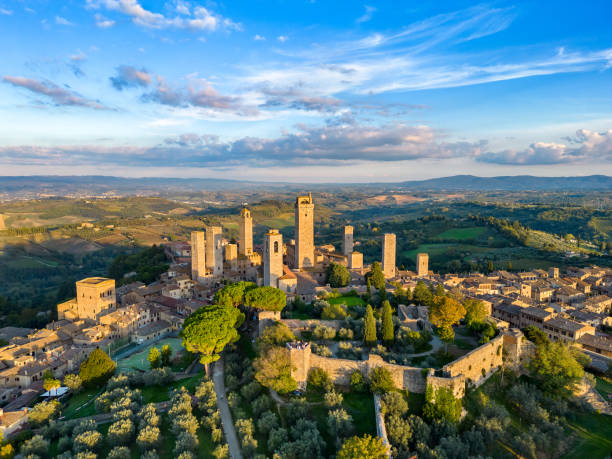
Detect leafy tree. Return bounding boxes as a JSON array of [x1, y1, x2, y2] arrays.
[[20, 434, 49, 457], [423, 386, 462, 423], [74, 430, 102, 452], [324, 390, 343, 408], [244, 286, 286, 311], [307, 367, 332, 393], [487, 260, 494, 273], [63, 373, 82, 393], [148, 347, 161, 369], [528, 341, 585, 396], [328, 408, 354, 440], [523, 325, 550, 346], [213, 281, 256, 307], [367, 262, 386, 290], [380, 392, 408, 418], [381, 300, 394, 346], [257, 322, 296, 347], [257, 411, 279, 435], [464, 299, 487, 328], [181, 304, 245, 366], [43, 375, 61, 393], [321, 302, 348, 320], [363, 305, 377, 346], [429, 295, 466, 343], [254, 347, 297, 394], [161, 344, 172, 367], [350, 371, 368, 392], [28, 400, 60, 426], [79, 348, 116, 388], [369, 367, 394, 394], [107, 418, 134, 446], [412, 281, 432, 306], [337, 434, 388, 459], [108, 446, 131, 459], [137, 426, 161, 451], [326, 262, 351, 288]]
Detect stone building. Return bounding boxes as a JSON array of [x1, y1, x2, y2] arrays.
[[348, 251, 363, 270], [264, 229, 283, 288], [206, 226, 223, 278], [57, 277, 116, 322], [225, 243, 238, 273], [343, 225, 354, 256], [382, 233, 396, 279], [416, 253, 429, 277], [190, 231, 206, 281], [239, 208, 253, 256], [294, 193, 315, 269]]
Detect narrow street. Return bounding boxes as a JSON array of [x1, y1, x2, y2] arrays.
[[212, 359, 243, 459]]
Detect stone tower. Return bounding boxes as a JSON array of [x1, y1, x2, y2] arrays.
[[348, 251, 363, 270], [382, 233, 396, 278], [58, 277, 116, 321], [548, 267, 559, 279], [206, 226, 224, 278], [264, 229, 283, 287], [190, 231, 206, 281], [239, 208, 253, 256], [416, 253, 429, 277], [225, 243, 238, 272], [294, 193, 315, 269], [343, 225, 354, 256], [287, 342, 311, 390]]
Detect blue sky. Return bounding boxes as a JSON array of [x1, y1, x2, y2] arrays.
[[0, 0, 611, 182]]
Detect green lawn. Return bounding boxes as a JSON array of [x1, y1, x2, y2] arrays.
[[434, 227, 486, 240], [141, 371, 205, 403], [563, 412, 612, 459], [62, 387, 102, 419], [343, 392, 376, 436], [595, 377, 612, 400], [116, 338, 184, 372], [328, 295, 366, 308]]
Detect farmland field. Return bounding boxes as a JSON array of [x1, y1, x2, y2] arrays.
[[434, 227, 486, 240], [116, 337, 184, 372]]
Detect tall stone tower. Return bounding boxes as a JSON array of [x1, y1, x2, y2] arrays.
[[264, 229, 283, 287], [239, 208, 253, 256], [548, 267, 559, 279], [190, 231, 206, 281], [58, 277, 116, 321], [382, 233, 396, 279], [294, 193, 315, 269], [225, 243, 238, 272], [206, 226, 224, 278], [343, 225, 354, 256], [416, 253, 429, 277]]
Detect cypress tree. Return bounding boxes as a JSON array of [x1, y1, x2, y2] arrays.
[[382, 300, 394, 346], [363, 305, 377, 347]]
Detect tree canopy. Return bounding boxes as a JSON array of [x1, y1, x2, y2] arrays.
[[528, 340, 585, 396], [464, 299, 487, 328], [181, 304, 245, 365], [337, 434, 388, 459], [363, 305, 377, 347], [412, 281, 433, 306], [367, 262, 386, 290], [429, 295, 466, 342], [244, 286, 287, 311], [213, 281, 256, 307], [423, 385, 462, 423], [381, 300, 394, 346], [326, 263, 351, 288], [254, 347, 297, 394], [79, 348, 116, 388]]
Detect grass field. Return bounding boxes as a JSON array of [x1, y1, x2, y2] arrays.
[[434, 227, 486, 240], [563, 412, 612, 459], [595, 376, 612, 400], [62, 387, 103, 419], [116, 338, 184, 372], [328, 295, 366, 308]]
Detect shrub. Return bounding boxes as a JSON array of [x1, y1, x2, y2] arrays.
[[212, 444, 229, 459], [74, 430, 102, 452], [107, 418, 134, 446], [258, 322, 296, 347], [307, 367, 333, 393], [174, 431, 198, 454], [108, 446, 131, 459], [328, 408, 354, 438], [64, 373, 83, 393], [380, 392, 408, 418], [137, 425, 161, 451], [321, 303, 348, 320], [312, 324, 336, 340], [240, 381, 262, 401], [73, 419, 97, 435], [257, 411, 279, 435], [20, 435, 49, 457], [252, 394, 272, 416], [369, 367, 394, 394], [311, 343, 333, 357], [350, 371, 368, 392], [28, 400, 60, 427], [79, 348, 116, 388], [338, 328, 354, 340], [324, 390, 343, 408]]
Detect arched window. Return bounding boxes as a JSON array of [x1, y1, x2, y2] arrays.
[[274, 241, 279, 253]]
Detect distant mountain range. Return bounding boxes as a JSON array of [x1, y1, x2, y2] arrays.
[[0, 174, 611, 197]]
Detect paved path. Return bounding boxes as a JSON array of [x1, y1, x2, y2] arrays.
[[213, 359, 243, 459], [577, 378, 612, 416]]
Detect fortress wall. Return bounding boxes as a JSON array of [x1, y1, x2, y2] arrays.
[[442, 334, 505, 387], [281, 319, 344, 333], [310, 353, 364, 385]]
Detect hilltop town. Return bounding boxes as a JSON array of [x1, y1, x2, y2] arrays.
[[0, 192, 610, 458]]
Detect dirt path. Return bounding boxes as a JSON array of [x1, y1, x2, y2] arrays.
[[577, 378, 612, 416], [213, 359, 243, 459]]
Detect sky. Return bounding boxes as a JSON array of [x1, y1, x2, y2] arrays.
[[0, 0, 611, 182]]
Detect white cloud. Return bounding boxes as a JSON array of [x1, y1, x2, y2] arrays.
[[55, 15, 73, 26], [0, 8, 13, 15], [86, 0, 241, 32], [254, 34, 265, 41], [277, 35, 288, 43], [356, 5, 376, 24], [94, 13, 115, 28]]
